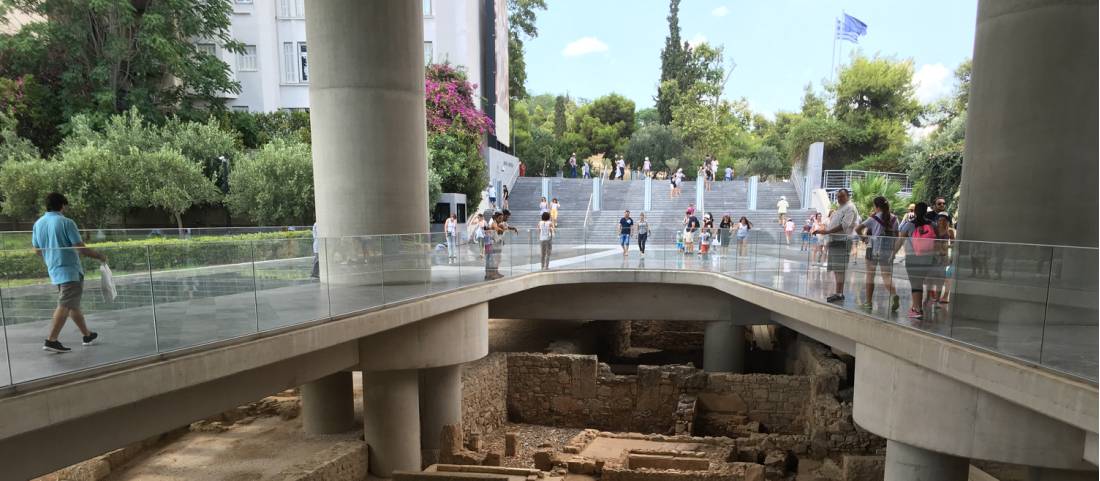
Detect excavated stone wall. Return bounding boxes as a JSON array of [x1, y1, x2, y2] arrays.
[[461, 352, 509, 438]]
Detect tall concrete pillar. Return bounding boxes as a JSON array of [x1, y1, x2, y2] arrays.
[[958, 0, 1097, 246], [884, 440, 968, 481], [305, 0, 428, 239], [955, 0, 1099, 366], [301, 372, 354, 435], [363, 369, 421, 477], [703, 321, 744, 373], [419, 364, 463, 466]]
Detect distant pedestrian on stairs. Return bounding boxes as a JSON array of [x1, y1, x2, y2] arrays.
[[642, 157, 652, 178], [777, 196, 789, 224], [568, 154, 578, 178]]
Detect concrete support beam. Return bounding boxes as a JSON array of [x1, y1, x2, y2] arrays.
[[884, 440, 968, 481], [301, 371, 354, 435], [363, 369, 421, 477], [490, 283, 770, 323], [1025, 467, 1098, 481], [419, 365, 463, 466], [359, 303, 488, 370], [854, 344, 1095, 471], [703, 321, 745, 373]]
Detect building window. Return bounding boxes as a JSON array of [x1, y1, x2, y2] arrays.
[[238, 45, 258, 71], [196, 43, 217, 57], [424, 42, 433, 65], [278, 0, 304, 18], [232, 105, 250, 112], [236, 0, 252, 3], [424, 0, 433, 16], [283, 42, 308, 83], [298, 43, 308, 82]]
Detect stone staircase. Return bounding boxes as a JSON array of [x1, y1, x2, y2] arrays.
[[503, 177, 815, 245]]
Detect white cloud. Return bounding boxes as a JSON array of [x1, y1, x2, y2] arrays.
[[712, 6, 730, 17], [913, 63, 951, 103], [688, 33, 707, 48], [562, 37, 608, 57]]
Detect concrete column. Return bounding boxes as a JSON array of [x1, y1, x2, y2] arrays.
[[301, 371, 354, 435], [363, 369, 421, 477], [419, 364, 463, 466], [884, 440, 968, 481], [703, 321, 744, 373], [958, 0, 1097, 247], [747, 176, 759, 210], [305, 0, 428, 261]]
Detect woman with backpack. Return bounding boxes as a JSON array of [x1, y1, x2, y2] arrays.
[[856, 196, 900, 312], [897, 201, 937, 319]]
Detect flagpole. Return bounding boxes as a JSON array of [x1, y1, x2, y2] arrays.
[[830, 17, 838, 88]]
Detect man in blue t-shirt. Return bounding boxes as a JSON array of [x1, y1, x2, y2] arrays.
[[618, 210, 634, 256], [32, 193, 107, 353]]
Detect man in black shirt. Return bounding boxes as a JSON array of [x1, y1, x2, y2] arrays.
[[684, 213, 700, 254], [618, 210, 634, 256]]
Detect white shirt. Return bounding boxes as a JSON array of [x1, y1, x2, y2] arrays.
[[444, 218, 457, 235], [776, 199, 789, 213], [643, 160, 651, 171], [488, 186, 496, 197], [827, 201, 859, 235], [538, 220, 553, 241]]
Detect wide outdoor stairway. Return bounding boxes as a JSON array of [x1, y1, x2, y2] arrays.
[[505, 177, 812, 244]]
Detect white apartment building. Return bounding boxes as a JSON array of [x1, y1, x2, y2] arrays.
[[214, 0, 490, 115]]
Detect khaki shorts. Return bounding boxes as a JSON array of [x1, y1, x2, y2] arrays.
[[58, 280, 84, 310], [683, 231, 695, 244]]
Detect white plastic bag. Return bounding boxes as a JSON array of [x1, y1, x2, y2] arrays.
[[99, 263, 118, 302]]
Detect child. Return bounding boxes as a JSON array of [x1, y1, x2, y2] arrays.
[[676, 230, 685, 252], [784, 218, 795, 246], [700, 227, 712, 256]]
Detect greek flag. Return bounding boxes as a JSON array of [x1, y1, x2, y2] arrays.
[[836, 13, 868, 43]]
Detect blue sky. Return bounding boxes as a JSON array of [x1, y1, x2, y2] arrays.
[[523, 0, 978, 116]]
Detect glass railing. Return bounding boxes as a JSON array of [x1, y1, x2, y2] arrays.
[[0, 227, 1095, 389]]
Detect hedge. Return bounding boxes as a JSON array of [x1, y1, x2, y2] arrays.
[[0, 231, 313, 282]]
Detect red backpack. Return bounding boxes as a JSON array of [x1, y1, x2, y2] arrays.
[[911, 224, 936, 256]]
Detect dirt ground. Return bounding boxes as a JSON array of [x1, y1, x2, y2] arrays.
[[102, 391, 365, 481], [480, 423, 584, 469]]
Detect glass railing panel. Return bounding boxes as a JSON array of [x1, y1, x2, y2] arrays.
[[383, 234, 430, 304], [1, 244, 157, 383], [428, 231, 462, 295], [1042, 245, 1098, 380], [147, 241, 258, 353], [252, 237, 328, 331], [325, 235, 385, 317], [0, 291, 9, 386]]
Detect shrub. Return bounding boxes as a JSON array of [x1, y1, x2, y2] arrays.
[[0, 158, 59, 220], [226, 139, 314, 226]]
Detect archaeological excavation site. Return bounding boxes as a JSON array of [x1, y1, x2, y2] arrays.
[[34, 319, 1031, 481]]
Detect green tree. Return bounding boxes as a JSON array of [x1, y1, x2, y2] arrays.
[[0, 157, 58, 220], [53, 143, 134, 228], [131, 147, 221, 230], [635, 107, 659, 129], [625, 124, 683, 172], [849, 175, 905, 217], [429, 131, 486, 207], [745, 145, 787, 180], [571, 94, 635, 159], [0, 0, 242, 152], [552, 95, 568, 138], [163, 117, 240, 179], [908, 113, 965, 205], [227, 139, 314, 226], [655, 0, 687, 125], [0, 76, 38, 165]]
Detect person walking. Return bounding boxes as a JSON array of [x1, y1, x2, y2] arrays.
[[724, 165, 733, 181], [569, 154, 578, 178], [898, 202, 937, 319], [310, 222, 321, 278], [929, 212, 955, 306], [488, 184, 497, 209], [32, 193, 107, 353], [811, 212, 826, 265], [855, 196, 900, 312], [719, 214, 733, 252], [800, 216, 813, 251], [444, 213, 459, 262], [537, 212, 554, 269], [700, 213, 714, 256], [784, 218, 795, 247], [642, 157, 652, 178], [636, 212, 650, 256], [582, 161, 591, 179], [813, 188, 859, 303], [617, 210, 634, 256], [735, 216, 753, 257], [776, 196, 789, 224], [501, 186, 510, 210], [539, 197, 549, 215], [684, 210, 700, 254], [550, 198, 560, 228]]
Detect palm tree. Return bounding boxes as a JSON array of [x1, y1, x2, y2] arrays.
[[849, 175, 905, 216]]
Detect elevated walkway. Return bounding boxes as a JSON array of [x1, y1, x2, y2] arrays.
[[0, 236, 1095, 479]]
